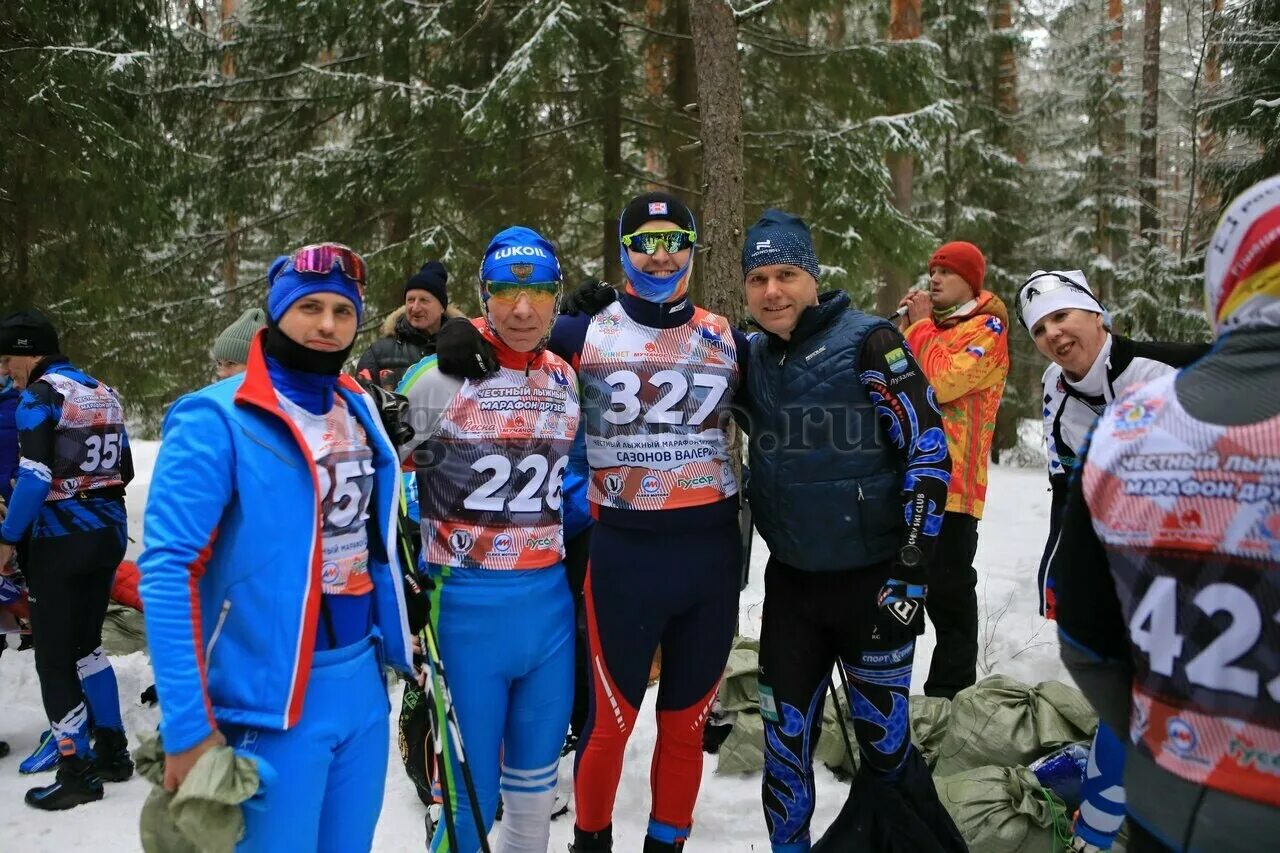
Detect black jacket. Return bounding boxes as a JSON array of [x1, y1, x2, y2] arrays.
[[355, 313, 438, 391]]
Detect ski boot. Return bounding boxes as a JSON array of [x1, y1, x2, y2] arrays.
[[20, 730, 59, 774], [91, 727, 134, 782], [569, 824, 612, 852], [25, 754, 104, 811], [642, 837, 683, 853], [0, 740, 9, 759]]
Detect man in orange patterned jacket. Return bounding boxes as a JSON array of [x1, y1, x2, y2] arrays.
[[897, 240, 1009, 698]]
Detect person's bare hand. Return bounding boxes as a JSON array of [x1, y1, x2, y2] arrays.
[[163, 729, 225, 792], [900, 290, 933, 326], [0, 542, 14, 575]]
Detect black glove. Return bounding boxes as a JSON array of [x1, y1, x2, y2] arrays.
[[359, 381, 414, 448], [878, 546, 927, 633], [435, 317, 498, 379], [560, 278, 617, 317], [401, 569, 434, 636]]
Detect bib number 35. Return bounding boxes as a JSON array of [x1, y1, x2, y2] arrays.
[[81, 433, 121, 473]]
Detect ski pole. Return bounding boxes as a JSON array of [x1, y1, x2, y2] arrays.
[[401, 547, 491, 852], [829, 665, 858, 774]]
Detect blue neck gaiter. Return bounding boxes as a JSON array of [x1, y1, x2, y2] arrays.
[[265, 352, 338, 416], [620, 248, 695, 303]]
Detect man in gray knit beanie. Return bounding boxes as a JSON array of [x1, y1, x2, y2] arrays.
[[211, 307, 266, 379]]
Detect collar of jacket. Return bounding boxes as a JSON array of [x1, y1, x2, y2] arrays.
[[235, 329, 365, 413], [930, 290, 1007, 330], [395, 312, 437, 347], [763, 289, 849, 353], [26, 355, 71, 388], [1059, 333, 1139, 407], [616, 290, 695, 329]]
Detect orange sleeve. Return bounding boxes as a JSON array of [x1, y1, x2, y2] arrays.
[[903, 317, 1009, 405]]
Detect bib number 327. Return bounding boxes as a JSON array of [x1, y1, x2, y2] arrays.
[[601, 369, 728, 427]]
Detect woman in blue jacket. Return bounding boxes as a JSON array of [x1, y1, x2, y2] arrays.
[[138, 244, 414, 853]]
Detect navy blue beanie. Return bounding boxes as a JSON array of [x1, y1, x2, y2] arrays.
[[742, 209, 820, 281], [405, 260, 449, 308]]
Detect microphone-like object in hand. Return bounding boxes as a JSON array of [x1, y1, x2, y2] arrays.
[[888, 304, 909, 321]]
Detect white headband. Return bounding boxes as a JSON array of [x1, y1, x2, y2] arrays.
[[1017, 270, 1104, 331]]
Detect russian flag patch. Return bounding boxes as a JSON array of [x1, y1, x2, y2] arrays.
[[648, 201, 668, 215]]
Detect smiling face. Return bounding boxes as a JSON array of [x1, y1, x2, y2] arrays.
[[624, 218, 693, 280], [1030, 307, 1108, 379], [277, 292, 359, 352], [404, 290, 444, 334], [744, 263, 819, 340], [928, 265, 973, 311]]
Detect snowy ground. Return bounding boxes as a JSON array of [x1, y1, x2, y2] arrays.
[[0, 442, 1067, 851]]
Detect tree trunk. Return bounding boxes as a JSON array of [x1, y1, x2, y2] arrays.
[[642, 0, 667, 184], [688, 0, 745, 326], [601, 2, 624, 285], [1139, 0, 1162, 241], [1097, 0, 1125, 303], [991, 0, 1018, 128], [882, 0, 923, 316], [220, 0, 239, 294]]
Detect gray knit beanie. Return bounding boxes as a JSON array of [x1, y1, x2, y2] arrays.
[[212, 307, 266, 363]]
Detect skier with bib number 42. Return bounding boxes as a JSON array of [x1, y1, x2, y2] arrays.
[[1053, 176, 1280, 851]]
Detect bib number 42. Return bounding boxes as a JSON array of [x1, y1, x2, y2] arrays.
[[1129, 576, 1279, 701]]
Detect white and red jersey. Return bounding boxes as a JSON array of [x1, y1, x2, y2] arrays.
[[42, 372, 127, 500], [1082, 371, 1280, 807], [417, 344, 580, 570], [277, 392, 375, 598], [577, 301, 740, 511]]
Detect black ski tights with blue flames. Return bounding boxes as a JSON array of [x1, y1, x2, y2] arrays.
[[758, 558, 923, 853]]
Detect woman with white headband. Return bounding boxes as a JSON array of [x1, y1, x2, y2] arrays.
[[1017, 269, 1208, 852], [1017, 270, 1208, 617]]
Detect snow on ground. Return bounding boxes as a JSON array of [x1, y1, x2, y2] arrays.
[[0, 443, 1067, 851]]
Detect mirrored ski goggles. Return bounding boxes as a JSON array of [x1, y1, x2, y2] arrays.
[[483, 281, 560, 309], [289, 243, 368, 293], [621, 228, 696, 256], [1016, 273, 1102, 319]]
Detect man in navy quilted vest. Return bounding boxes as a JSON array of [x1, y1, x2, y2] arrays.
[[739, 211, 965, 853]]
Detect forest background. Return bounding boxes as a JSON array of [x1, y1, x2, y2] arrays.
[[3, 0, 1277, 442]]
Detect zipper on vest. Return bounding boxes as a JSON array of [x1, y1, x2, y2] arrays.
[[857, 484, 865, 501]]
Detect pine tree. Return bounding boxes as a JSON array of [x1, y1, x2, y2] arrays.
[[1205, 0, 1280, 202]]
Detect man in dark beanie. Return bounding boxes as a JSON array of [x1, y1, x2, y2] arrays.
[[739, 211, 964, 851], [0, 309, 135, 809], [355, 260, 450, 391]]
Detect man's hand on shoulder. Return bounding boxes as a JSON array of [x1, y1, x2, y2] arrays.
[[435, 317, 498, 380], [560, 279, 617, 317]]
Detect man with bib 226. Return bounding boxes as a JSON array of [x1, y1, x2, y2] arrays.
[[399, 226, 580, 853]]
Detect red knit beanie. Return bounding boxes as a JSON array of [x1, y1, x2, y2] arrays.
[[929, 241, 986, 293]]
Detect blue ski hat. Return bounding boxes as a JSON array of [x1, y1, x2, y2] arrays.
[[742, 209, 820, 281], [480, 226, 562, 286], [266, 254, 365, 323]]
